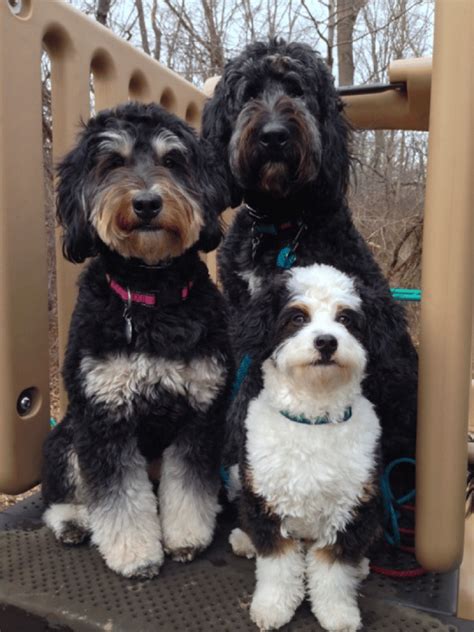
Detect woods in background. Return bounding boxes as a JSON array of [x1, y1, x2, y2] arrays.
[[47, 0, 434, 335]]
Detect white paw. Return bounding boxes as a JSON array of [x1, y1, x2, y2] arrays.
[[99, 536, 164, 578], [358, 557, 370, 581], [229, 528, 256, 559], [167, 545, 203, 563], [162, 513, 216, 561], [314, 603, 362, 632], [250, 591, 297, 630]]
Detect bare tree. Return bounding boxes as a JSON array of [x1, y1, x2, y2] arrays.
[[135, 0, 151, 55], [151, 0, 162, 61], [336, 0, 367, 85], [95, 0, 113, 25]]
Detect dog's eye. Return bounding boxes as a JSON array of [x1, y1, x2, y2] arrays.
[[107, 154, 125, 168], [291, 312, 308, 325], [162, 151, 185, 169], [163, 156, 176, 168], [336, 312, 352, 326]]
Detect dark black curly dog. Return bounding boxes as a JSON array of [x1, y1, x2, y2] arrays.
[[42, 102, 233, 578], [202, 39, 417, 486]]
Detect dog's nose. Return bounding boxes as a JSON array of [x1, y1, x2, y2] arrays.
[[259, 123, 289, 149], [314, 334, 338, 355], [132, 192, 163, 221]]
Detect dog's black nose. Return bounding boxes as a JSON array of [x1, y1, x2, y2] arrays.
[[132, 192, 163, 221], [314, 334, 338, 355], [259, 123, 289, 149]]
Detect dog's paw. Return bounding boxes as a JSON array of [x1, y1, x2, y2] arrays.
[[358, 557, 370, 581], [102, 541, 164, 578], [229, 528, 255, 559], [313, 603, 362, 632], [250, 591, 296, 630], [166, 545, 202, 563], [58, 521, 89, 546], [162, 514, 215, 560], [127, 560, 164, 580]]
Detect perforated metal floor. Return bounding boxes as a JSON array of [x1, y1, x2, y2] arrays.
[[0, 496, 472, 632]]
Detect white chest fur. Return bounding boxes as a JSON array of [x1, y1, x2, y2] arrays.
[[245, 395, 380, 546], [81, 352, 226, 414]]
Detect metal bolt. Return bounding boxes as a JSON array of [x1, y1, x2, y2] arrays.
[[17, 392, 32, 415]]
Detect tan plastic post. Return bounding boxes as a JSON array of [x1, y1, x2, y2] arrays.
[[415, 0, 473, 572], [0, 0, 206, 493], [0, 0, 50, 493]]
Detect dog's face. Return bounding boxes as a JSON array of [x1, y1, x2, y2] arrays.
[[202, 40, 350, 207], [57, 103, 222, 264], [269, 265, 366, 392]]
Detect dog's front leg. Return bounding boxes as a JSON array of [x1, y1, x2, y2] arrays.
[[240, 486, 305, 630], [306, 544, 368, 632], [159, 437, 221, 562], [76, 410, 163, 578]]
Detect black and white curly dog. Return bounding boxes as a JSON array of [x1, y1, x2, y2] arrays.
[[42, 102, 233, 578], [229, 264, 382, 631], [202, 39, 418, 484]]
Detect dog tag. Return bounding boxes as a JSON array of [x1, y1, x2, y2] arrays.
[[251, 233, 261, 261], [276, 246, 296, 269], [123, 287, 133, 344], [124, 313, 133, 344]]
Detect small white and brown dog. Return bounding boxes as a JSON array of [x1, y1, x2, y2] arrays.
[[229, 263, 383, 631]]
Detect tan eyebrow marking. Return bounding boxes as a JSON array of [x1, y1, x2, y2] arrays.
[[286, 302, 311, 319], [152, 130, 187, 160], [98, 130, 134, 157]]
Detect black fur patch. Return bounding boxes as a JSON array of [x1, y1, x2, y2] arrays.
[[203, 40, 418, 494]]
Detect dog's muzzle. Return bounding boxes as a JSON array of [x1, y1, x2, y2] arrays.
[[259, 122, 290, 152], [314, 334, 338, 363], [132, 191, 163, 224]]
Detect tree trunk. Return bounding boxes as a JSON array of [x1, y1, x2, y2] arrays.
[[326, 0, 336, 72], [135, 0, 151, 55], [96, 0, 113, 26], [200, 0, 225, 74], [336, 0, 366, 86], [151, 0, 162, 61]]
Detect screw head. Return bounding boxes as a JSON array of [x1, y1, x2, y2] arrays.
[[17, 392, 33, 415]]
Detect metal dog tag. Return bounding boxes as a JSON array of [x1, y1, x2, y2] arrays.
[[124, 313, 133, 344], [123, 288, 133, 344]]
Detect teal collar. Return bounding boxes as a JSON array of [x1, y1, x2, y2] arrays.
[[280, 406, 352, 426]]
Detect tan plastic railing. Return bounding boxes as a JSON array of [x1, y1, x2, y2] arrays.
[[0, 0, 205, 495], [0, 0, 472, 576]]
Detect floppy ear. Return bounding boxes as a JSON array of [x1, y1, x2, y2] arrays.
[[233, 274, 291, 361], [201, 78, 243, 210], [196, 205, 223, 254], [354, 279, 412, 369], [56, 130, 97, 264], [312, 59, 351, 205]]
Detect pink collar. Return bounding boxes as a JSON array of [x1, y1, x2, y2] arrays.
[[106, 274, 193, 308]]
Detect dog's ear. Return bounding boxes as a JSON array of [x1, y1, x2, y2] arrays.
[[312, 59, 351, 204], [196, 206, 223, 254], [232, 275, 290, 361], [56, 130, 97, 264], [354, 280, 413, 368], [201, 78, 243, 210], [188, 136, 223, 253]]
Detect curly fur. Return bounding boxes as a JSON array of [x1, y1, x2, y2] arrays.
[[42, 103, 233, 578], [202, 40, 418, 492], [233, 265, 382, 631]]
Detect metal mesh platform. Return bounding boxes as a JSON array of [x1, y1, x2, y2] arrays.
[[0, 496, 472, 632]]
